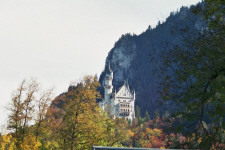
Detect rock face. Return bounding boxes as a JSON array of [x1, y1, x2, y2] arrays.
[[99, 4, 207, 116]]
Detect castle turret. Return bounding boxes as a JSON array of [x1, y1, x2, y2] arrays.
[[104, 63, 113, 103]]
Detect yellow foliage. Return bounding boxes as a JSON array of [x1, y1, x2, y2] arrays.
[[198, 137, 202, 144], [152, 128, 162, 136], [20, 134, 41, 150], [140, 124, 143, 129], [0, 134, 11, 149], [127, 129, 134, 137], [145, 128, 162, 137], [0, 134, 17, 150]]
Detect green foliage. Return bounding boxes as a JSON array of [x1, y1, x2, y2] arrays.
[[158, 1, 225, 149], [135, 105, 141, 118], [144, 111, 150, 122], [204, 0, 225, 27], [154, 109, 160, 119], [164, 110, 170, 119]]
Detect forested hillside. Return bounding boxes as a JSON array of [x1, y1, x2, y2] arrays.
[[99, 3, 206, 116]]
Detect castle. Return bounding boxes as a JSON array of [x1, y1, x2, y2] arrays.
[[99, 64, 135, 121]]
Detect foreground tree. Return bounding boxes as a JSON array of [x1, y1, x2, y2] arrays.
[[158, 1, 225, 149], [7, 80, 26, 142], [34, 88, 53, 142], [48, 75, 130, 150], [6, 79, 54, 149], [7, 79, 39, 148], [58, 76, 102, 149]]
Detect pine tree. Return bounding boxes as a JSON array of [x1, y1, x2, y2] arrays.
[[135, 105, 141, 118], [144, 110, 150, 122], [154, 109, 160, 119]]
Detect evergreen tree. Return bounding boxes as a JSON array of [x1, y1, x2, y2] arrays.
[[135, 105, 141, 118], [164, 110, 170, 119], [154, 109, 160, 119], [144, 110, 150, 122], [135, 105, 143, 124]]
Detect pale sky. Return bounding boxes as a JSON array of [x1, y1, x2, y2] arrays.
[[0, 0, 201, 131]]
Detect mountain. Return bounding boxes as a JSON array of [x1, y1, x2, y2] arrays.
[[99, 3, 207, 116]]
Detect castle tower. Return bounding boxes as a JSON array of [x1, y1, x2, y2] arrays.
[[104, 63, 113, 104]]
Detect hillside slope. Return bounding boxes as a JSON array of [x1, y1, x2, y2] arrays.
[[99, 4, 207, 116]]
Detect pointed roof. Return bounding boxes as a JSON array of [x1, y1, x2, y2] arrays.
[[115, 80, 134, 98], [105, 62, 112, 74]]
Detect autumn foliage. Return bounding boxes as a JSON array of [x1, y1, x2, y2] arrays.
[[1, 75, 225, 149], [0, 76, 129, 150]]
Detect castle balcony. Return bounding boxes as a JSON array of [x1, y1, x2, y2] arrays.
[[119, 108, 130, 113], [119, 112, 130, 116], [119, 102, 130, 108]]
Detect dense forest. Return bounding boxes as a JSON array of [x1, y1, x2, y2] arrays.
[[1, 0, 225, 149]]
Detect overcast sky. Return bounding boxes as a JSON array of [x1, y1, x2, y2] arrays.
[[0, 0, 201, 131]]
